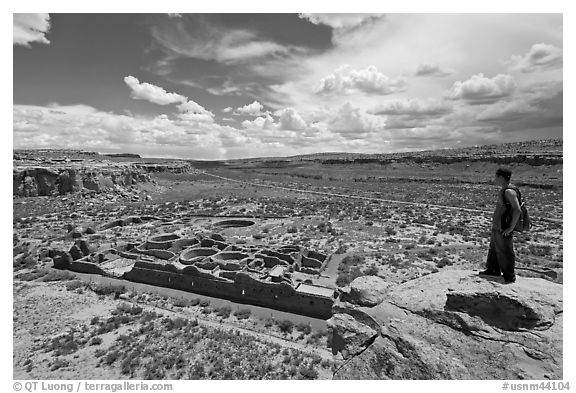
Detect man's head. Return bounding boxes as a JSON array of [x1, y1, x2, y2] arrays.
[[495, 167, 512, 186]]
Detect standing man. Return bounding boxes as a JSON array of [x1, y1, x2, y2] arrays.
[[480, 167, 522, 283]]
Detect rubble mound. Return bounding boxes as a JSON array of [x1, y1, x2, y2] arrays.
[[329, 270, 563, 380]]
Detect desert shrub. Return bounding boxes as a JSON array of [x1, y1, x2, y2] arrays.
[[435, 257, 452, 268], [143, 359, 165, 379], [94, 349, 106, 357], [140, 311, 158, 323], [365, 264, 379, 276], [16, 269, 48, 281], [199, 299, 210, 307], [172, 298, 191, 307], [295, 322, 311, 335], [385, 226, 396, 236], [162, 317, 188, 330], [46, 332, 79, 356], [188, 362, 206, 379], [277, 319, 294, 333], [41, 269, 76, 282], [201, 307, 213, 315], [264, 318, 275, 328], [233, 308, 251, 320], [120, 351, 140, 376], [89, 336, 103, 346], [90, 316, 100, 325], [65, 279, 87, 291], [50, 358, 69, 371], [104, 350, 121, 365], [528, 244, 553, 257], [189, 298, 201, 306], [215, 306, 232, 319], [90, 283, 126, 297]]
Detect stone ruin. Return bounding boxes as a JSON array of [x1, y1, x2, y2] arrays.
[[52, 216, 336, 319]]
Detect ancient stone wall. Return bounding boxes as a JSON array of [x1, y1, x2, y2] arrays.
[[124, 263, 334, 319]]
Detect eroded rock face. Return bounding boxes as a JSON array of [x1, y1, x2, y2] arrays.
[[330, 270, 563, 380], [13, 166, 151, 196], [327, 312, 378, 359], [341, 275, 391, 307]]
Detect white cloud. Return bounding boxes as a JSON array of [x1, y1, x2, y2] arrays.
[[150, 19, 295, 65], [13, 13, 51, 47], [298, 13, 384, 31], [276, 108, 308, 131], [123, 75, 214, 122], [222, 107, 233, 113], [124, 76, 186, 105], [371, 99, 452, 116], [414, 63, 453, 77], [316, 65, 406, 96], [507, 43, 563, 73], [176, 100, 212, 115], [12, 104, 242, 159], [326, 103, 386, 138], [448, 73, 516, 104], [235, 101, 264, 116], [241, 114, 276, 130]]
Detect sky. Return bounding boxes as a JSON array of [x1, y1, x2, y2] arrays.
[[13, 13, 563, 159]]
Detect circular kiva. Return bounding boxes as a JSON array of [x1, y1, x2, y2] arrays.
[[147, 233, 181, 250], [212, 219, 255, 228], [180, 247, 218, 265], [212, 251, 250, 261]]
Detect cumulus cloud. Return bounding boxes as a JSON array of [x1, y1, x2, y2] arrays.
[[414, 63, 453, 77], [326, 103, 386, 138], [176, 100, 211, 114], [12, 104, 246, 158], [241, 113, 276, 130], [124, 76, 187, 105], [371, 99, 452, 116], [276, 108, 308, 131], [235, 101, 264, 116], [123, 75, 214, 122], [14, 13, 51, 47], [316, 65, 407, 96], [448, 73, 516, 104], [507, 43, 563, 73], [222, 107, 233, 113]]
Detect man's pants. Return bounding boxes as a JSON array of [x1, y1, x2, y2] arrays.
[[486, 228, 516, 281]]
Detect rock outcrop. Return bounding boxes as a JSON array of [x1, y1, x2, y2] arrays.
[[340, 275, 392, 307], [328, 270, 562, 380], [13, 167, 152, 197]]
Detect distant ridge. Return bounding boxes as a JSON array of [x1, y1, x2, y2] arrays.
[[219, 139, 562, 165], [103, 153, 142, 158]]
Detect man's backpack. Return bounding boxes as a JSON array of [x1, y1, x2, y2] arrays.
[[502, 186, 531, 232]]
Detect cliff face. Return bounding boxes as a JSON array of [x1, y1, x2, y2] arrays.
[[328, 270, 562, 380], [13, 167, 152, 197]]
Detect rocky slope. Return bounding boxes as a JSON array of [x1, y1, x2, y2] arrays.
[[328, 270, 562, 379]]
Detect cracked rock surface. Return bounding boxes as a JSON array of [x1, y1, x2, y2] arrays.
[[329, 270, 562, 379]]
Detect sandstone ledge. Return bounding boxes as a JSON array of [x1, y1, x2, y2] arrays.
[[329, 269, 562, 380]]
